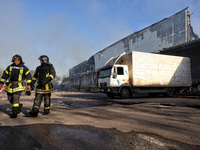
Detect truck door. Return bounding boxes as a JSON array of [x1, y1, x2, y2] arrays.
[[115, 66, 129, 86]]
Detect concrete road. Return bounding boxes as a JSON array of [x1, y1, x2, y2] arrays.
[[0, 91, 200, 150]]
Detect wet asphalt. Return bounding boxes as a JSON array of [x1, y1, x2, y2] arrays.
[[1, 124, 199, 150], [0, 91, 200, 150]]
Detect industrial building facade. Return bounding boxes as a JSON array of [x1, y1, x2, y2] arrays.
[[62, 8, 199, 90]]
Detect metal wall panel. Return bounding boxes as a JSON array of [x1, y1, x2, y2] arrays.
[[69, 8, 191, 79], [94, 8, 188, 69]]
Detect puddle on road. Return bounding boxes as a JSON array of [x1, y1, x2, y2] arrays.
[[52, 99, 114, 108], [159, 103, 200, 109], [0, 124, 197, 150], [52, 96, 200, 109], [52, 127, 100, 139]]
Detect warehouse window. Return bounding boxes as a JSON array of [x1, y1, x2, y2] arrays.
[[117, 67, 124, 75]]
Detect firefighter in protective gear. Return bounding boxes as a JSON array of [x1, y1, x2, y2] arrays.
[[29, 55, 56, 117], [0, 54, 32, 118]]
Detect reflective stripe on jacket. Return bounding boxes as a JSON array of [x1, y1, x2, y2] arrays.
[[31, 63, 56, 94], [0, 64, 32, 93]]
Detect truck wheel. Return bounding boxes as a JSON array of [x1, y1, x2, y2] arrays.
[[165, 88, 174, 97], [120, 88, 131, 99]]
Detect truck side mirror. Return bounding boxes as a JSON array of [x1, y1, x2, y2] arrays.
[[113, 72, 117, 78]]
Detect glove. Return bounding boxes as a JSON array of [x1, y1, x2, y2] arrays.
[[25, 91, 31, 96]]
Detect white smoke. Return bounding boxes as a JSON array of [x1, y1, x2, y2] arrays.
[[0, 1, 93, 76], [0, 0, 199, 77], [0, 0, 131, 76]]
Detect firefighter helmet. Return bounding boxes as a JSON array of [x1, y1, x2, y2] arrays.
[[38, 55, 49, 64], [11, 54, 24, 64]]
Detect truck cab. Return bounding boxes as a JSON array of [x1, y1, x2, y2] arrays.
[[98, 65, 130, 98]]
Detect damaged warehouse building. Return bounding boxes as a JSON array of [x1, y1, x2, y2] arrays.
[[60, 8, 199, 91]]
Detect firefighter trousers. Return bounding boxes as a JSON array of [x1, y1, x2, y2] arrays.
[[32, 93, 51, 113], [7, 91, 22, 114]]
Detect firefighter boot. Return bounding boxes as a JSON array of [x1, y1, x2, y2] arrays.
[[29, 110, 38, 117], [10, 113, 17, 118], [29, 107, 39, 117], [18, 103, 23, 114], [44, 109, 50, 115], [10, 107, 18, 118]]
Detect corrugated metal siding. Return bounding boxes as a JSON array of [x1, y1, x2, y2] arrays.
[[68, 8, 193, 88], [94, 8, 188, 69]]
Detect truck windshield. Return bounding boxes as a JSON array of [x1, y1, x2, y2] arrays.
[[99, 68, 112, 78]]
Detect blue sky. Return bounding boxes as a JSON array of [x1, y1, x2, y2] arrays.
[[0, 0, 199, 76]]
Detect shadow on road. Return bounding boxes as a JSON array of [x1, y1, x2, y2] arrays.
[[0, 104, 40, 117], [0, 104, 11, 116], [56, 92, 200, 110]]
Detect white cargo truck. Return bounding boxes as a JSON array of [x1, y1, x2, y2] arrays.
[[98, 51, 192, 98]]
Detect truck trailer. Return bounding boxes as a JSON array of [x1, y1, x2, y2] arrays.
[[98, 51, 192, 98]]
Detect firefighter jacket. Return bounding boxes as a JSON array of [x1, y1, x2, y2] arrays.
[[0, 63, 32, 93], [31, 63, 56, 94]]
